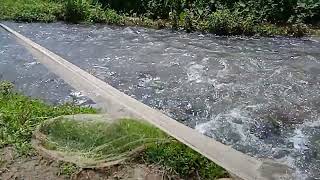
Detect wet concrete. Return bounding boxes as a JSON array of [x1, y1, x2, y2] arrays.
[[1, 22, 320, 179]]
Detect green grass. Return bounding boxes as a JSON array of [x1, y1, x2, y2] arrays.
[[0, 0, 63, 22], [0, 81, 96, 155], [145, 141, 228, 179], [39, 116, 228, 179], [58, 162, 79, 177], [40, 117, 169, 160]]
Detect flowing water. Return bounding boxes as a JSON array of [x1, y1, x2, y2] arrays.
[[1, 22, 320, 179], [0, 27, 93, 105]]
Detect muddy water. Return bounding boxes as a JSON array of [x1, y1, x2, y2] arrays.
[[0, 27, 93, 105], [2, 22, 320, 179]]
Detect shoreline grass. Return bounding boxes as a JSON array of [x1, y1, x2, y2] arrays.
[[39, 116, 228, 179], [0, 0, 319, 37], [0, 81, 97, 155]]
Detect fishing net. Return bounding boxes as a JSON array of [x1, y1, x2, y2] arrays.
[[32, 114, 169, 168]]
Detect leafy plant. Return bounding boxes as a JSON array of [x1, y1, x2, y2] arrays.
[[64, 0, 91, 23], [58, 162, 79, 177], [0, 81, 14, 95], [291, 0, 320, 23], [87, 4, 107, 23], [105, 9, 123, 24], [0, 0, 63, 22], [208, 9, 255, 35]]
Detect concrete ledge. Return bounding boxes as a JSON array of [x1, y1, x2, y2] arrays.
[[1, 23, 294, 180]]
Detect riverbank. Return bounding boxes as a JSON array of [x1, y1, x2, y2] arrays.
[[1, 0, 319, 37], [0, 81, 228, 179]]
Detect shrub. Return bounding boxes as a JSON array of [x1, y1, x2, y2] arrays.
[[208, 9, 233, 35], [0, 0, 317, 36], [87, 4, 107, 23], [143, 0, 171, 19], [208, 9, 255, 35], [291, 0, 320, 24], [105, 9, 123, 25], [176, 10, 194, 32], [64, 0, 91, 23], [14, 3, 60, 22], [0, 0, 63, 22], [255, 24, 286, 36], [287, 23, 309, 37]]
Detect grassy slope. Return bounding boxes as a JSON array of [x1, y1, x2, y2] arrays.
[[0, 81, 97, 154]]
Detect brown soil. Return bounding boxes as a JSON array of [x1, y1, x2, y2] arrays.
[[0, 147, 175, 180], [0, 147, 67, 180]]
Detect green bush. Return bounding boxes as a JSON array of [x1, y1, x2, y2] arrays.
[[208, 9, 255, 35], [143, 0, 171, 19], [292, 0, 320, 24], [94, 0, 318, 35], [105, 9, 123, 25], [87, 4, 107, 23], [64, 0, 91, 23], [0, 0, 318, 36], [287, 22, 310, 37], [0, 0, 63, 22], [14, 3, 61, 22], [208, 9, 234, 35], [254, 24, 286, 36]]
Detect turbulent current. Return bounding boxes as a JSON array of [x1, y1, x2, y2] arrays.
[[1, 22, 319, 179]]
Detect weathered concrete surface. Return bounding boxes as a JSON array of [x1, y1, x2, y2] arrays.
[[0, 23, 294, 180]]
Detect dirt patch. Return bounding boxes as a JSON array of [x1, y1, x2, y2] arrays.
[[0, 147, 176, 180], [0, 147, 67, 180], [73, 164, 172, 180]]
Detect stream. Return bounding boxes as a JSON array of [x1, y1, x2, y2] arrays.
[[1, 22, 319, 179], [0, 26, 93, 106]]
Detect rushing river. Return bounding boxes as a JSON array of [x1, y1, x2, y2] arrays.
[[1, 22, 319, 179], [0, 27, 93, 105]]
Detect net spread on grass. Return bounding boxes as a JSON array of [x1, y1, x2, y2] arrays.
[[32, 114, 170, 168]]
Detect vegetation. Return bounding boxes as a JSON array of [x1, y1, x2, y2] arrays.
[[0, 81, 227, 178], [0, 81, 97, 155], [0, 0, 63, 22], [40, 117, 168, 160], [145, 141, 227, 179], [0, 0, 319, 36], [40, 117, 228, 178], [58, 162, 79, 177]]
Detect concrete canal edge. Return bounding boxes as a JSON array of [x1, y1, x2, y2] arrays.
[[1, 23, 294, 180]]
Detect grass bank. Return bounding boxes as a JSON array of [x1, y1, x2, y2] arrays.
[[0, 0, 319, 37], [0, 81, 97, 155], [0, 81, 228, 179]]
